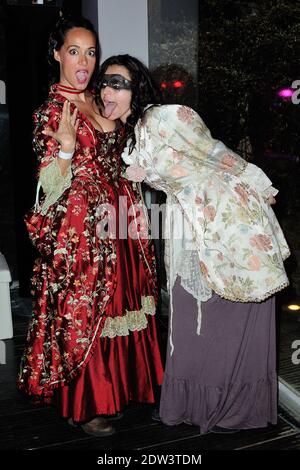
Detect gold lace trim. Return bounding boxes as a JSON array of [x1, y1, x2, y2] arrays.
[[38, 159, 72, 215], [101, 295, 156, 338], [210, 280, 290, 303]]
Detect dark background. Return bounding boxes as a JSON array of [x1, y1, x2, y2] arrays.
[[0, 0, 81, 295], [0, 0, 299, 299]]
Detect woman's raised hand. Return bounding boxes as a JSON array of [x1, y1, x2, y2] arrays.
[[42, 100, 79, 153]]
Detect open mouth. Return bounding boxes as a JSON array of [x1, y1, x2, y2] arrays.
[[75, 69, 89, 84], [103, 101, 117, 118]]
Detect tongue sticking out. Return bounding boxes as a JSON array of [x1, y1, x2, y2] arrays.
[[76, 71, 88, 84], [104, 102, 117, 118]]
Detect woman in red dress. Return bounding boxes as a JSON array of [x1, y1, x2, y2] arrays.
[[17, 16, 163, 437]]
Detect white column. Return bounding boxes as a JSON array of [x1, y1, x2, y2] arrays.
[[97, 0, 149, 66], [84, 1, 151, 207]]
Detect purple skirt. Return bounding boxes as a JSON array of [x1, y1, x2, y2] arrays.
[[159, 277, 277, 433]]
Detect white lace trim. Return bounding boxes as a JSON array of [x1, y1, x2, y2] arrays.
[[241, 162, 279, 197], [101, 295, 156, 338], [35, 159, 72, 215], [166, 200, 212, 356]]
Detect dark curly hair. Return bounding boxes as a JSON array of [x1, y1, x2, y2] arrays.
[[95, 54, 161, 152], [47, 15, 100, 87]]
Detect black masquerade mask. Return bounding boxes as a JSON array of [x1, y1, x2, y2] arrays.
[[100, 74, 132, 91]]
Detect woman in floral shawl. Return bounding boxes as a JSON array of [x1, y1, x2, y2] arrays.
[[96, 54, 290, 434]]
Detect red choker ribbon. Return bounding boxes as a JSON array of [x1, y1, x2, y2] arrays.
[[56, 83, 83, 94]]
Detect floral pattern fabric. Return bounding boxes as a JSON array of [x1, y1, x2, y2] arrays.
[[17, 86, 158, 397], [122, 104, 290, 303]]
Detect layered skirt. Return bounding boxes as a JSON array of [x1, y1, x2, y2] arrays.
[[159, 276, 277, 433]]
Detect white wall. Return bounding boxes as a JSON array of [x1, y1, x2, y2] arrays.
[[97, 0, 149, 66]]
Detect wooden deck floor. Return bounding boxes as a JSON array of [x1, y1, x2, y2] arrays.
[[1, 289, 300, 457]]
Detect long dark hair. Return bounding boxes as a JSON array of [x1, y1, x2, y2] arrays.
[[47, 15, 100, 87], [95, 54, 161, 152]]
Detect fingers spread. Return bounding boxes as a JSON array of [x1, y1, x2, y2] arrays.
[[42, 127, 54, 137], [71, 108, 78, 126], [61, 100, 69, 122]]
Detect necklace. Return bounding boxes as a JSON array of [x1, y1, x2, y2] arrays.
[[56, 83, 83, 95]]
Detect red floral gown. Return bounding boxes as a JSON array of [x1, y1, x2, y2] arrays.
[[17, 85, 163, 421]]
